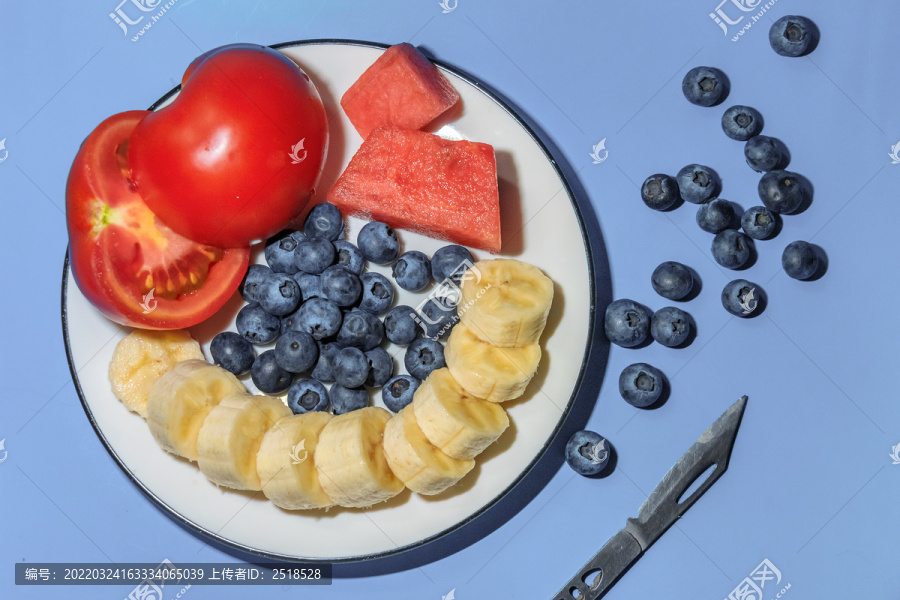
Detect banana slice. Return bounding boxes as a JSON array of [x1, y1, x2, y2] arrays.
[[108, 329, 205, 418], [413, 368, 509, 460], [315, 407, 404, 508], [257, 412, 335, 510], [383, 404, 475, 496], [197, 394, 291, 491], [445, 323, 541, 403], [146, 359, 246, 462], [459, 258, 554, 347]]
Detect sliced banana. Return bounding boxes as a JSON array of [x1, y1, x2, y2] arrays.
[[257, 412, 335, 510], [197, 394, 291, 491], [315, 407, 404, 508], [459, 258, 554, 347], [445, 322, 541, 403], [413, 368, 508, 460], [108, 329, 204, 418], [383, 404, 475, 496], [146, 359, 246, 462]]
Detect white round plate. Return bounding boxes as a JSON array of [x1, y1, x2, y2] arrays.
[[63, 40, 600, 563]]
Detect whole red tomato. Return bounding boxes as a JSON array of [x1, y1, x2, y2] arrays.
[[128, 44, 329, 248]]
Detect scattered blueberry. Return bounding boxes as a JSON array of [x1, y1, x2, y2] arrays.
[[604, 299, 652, 348], [239, 264, 271, 304], [292, 271, 323, 301], [257, 273, 301, 316], [696, 199, 735, 234], [264, 231, 301, 275], [641, 174, 679, 211], [333, 347, 370, 389], [744, 135, 783, 172], [287, 379, 330, 414], [565, 430, 610, 476], [758, 170, 806, 214], [405, 338, 445, 380], [251, 350, 293, 395], [332, 240, 365, 275], [357, 221, 399, 265], [681, 66, 729, 107], [303, 202, 344, 241], [274, 330, 318, 374], [431, 245, 474, 284], [650, 307, 692, 347], [782, 241, 819, 280], [651, 261, 694, 301], [294, 297, 343, 340], [741, 206, 777, 240], [618, 363, 666, 408], [770, 15, 818, 57], [711, 229, 752, 269], [320, 265, 362, 307], [384, 305, 422, 345], [294, 237, 335, 274], [358, 272, 395, 315], [382, 375, 419, 413], [337, 308, 384, 351], [722, 279, 763, 317], [311, 341, 343, 382], [365, 347, 393, 387], [721, 105, 763, 141], [330, 384, 368, 414], [393, 250, 432, 292], [417, 296, 459, 340], [676, 164, 719, 204], [236, 303, 281, 345], [210, 332, 255, 376]]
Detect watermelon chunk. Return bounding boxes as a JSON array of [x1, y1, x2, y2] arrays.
[[327, 127, 501, 253], [341, 43, 461, 139]]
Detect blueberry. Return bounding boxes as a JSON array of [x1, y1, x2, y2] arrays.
[[770, 15, 818, 57], [357, 221, 399, 265], [721, 105, 764, 141], [565, 430, 610, 476], [405, 338, 445, 381], [618, 363, 666, 408], [239, 264, 272, 304], [651, 261, 693, 301], [274, 330, 318, 373], [294, 237, 335, 274], [650, 307, 692, 347], [294, 297, 343, 340], [431, 245, 474, 284], [358, 272, 395, 315], [320, 265, 362, 307], [384, 305, 422, 345], [333, 347, 369, 388], [251, 350, 293, 394], [287, 379, 330, 414], [330, 384, 368, 414], [711, 230, 752, 269], [365, 347, 393, 387], [696, 199, 735, 234], [741, 206, 777, 240], [417, 296, 459, 340], [676, 164, 719, 204], [333, 240, 365, 275], [758, 170, 806, 214], [303, 202, 344, 241], [722, 279, 763, 317], [744, 135, 783, 172], [292, 271, 323, 301], [604, 299, 652, 348], [381, 375, 420, 413], [210, 332, 256, 376], [392, 251, 432, 292], [264, 231, 301, 275], [311, 341, 343, 382], [258, 273, 301, 316], [782, 241, 818, 280], [641, 174, 679, 211], [237, 303, 281, 345], [337, 308, 384, 351], [681, 66, 729, 107]]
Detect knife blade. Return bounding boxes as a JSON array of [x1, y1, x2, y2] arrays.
[[554, 395, 747, 600]]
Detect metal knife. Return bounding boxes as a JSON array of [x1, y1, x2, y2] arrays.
[[554, 395, 747, 600]]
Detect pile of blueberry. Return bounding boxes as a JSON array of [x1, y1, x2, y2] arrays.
[[209, 202, 474, 416]]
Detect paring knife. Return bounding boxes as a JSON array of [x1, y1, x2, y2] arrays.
[[555, 396, 747, 600]]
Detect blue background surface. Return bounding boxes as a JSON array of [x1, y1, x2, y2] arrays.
[[2, 0, 899, 598]]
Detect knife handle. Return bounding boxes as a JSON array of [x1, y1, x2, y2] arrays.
[[553, 529, 642, 600]]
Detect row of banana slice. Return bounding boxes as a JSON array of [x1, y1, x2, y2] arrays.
[[108, 259, 554, 510]]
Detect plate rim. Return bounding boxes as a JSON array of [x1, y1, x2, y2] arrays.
[[62, 37, 600, 565]]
